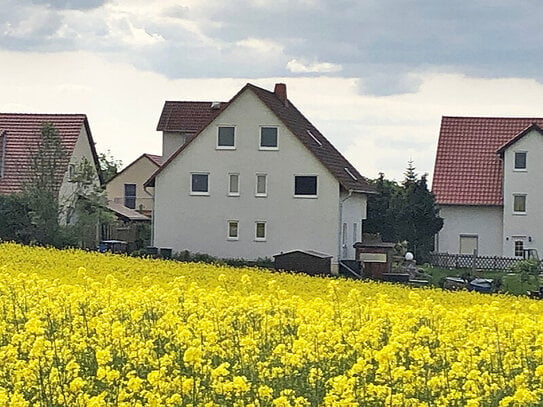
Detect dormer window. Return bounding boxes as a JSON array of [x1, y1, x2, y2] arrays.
[[217, 126, 235, 149], [514, 151, 527, 170], [260, 127, 278, 149]]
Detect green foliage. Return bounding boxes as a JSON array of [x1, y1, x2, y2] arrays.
[[98, 150, 122, 182], [22, 123, 68, 247], [511, 259, 541, 288], [1, 123, 112, 249], [365, 161, 443, 263], [0, 194, 33, 244]]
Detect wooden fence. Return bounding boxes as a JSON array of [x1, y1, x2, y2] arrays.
[[428, 252, 520, 271]]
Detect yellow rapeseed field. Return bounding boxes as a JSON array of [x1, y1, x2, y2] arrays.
[[0, 243, 542, 406]]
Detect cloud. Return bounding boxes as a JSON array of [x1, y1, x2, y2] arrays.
[[0, 1, 542, 96], [286, 59, 342, 74], [30, 0, 107, 9]]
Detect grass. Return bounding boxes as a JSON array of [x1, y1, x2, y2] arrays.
[[419, 265, 541, 295]]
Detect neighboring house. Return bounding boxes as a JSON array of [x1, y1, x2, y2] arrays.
[[432, 116, 543, 258], [102, 201, 151, 252], [105, 153, 162, 215], [0, 113, 103, 223], [146, 83, 375, 271]]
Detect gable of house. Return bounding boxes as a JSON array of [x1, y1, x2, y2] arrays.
[[148, 83, 374, 195], [106, 153, 162, 213], [432, 116, 543, 206], [0, 113, 102, 195]]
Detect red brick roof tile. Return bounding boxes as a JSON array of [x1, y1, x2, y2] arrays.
[[156, 101, 228, 135], [0, 113, 100, 194], [432, 116, 543, 206]]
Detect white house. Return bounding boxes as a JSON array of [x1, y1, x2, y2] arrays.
[[432, 117, 543, 258], [0, 113, 103, 223], [146, 83, 375, 271]]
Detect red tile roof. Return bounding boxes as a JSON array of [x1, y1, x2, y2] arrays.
[[144, 153, 163, 167], [0, 113, 101, 194], [156, 101, 228, 135], [432, 116, 543, 206], [149, 84, 374, 194]]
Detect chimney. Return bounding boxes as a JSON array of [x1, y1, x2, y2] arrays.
[[274, 83, 288, 106]]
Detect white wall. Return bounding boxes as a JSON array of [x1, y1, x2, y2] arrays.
[[163, 132, 186, 159], [153, 89, 341, 262], [340, 191, 367, 260], [436, 205, 503, 256], [58, 126, 101, 223], [502, 129, 543, 257]]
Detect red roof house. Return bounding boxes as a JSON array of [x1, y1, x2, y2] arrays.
[[433, 116, 543, 257]]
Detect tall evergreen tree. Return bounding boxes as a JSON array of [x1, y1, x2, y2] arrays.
[[364, 173, 401, 242], [364, 161, 443, 262]]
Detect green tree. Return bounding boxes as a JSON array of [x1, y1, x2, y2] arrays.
[[365, 161, 443, 263], [364, 173, 401, 242], [99, 150, 122, 182], [22, 122, 68, 247], [0, 194, 33, 244]]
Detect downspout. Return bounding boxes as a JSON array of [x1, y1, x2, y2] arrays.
[[144, 185, 155, 246], [338, 189, 354, 266]]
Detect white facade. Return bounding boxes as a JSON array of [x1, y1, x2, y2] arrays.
[[153, 89, 367, 266], [436, 205, 503, 256], [58, 126, 101, 223], [501, 128, 543, 257], [437, 127, 543, 258]]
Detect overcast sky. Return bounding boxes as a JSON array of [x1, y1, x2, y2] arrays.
[[1, 0, 542, 181]]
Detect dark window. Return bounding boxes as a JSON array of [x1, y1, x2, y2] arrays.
[[218, 127, 235, 147], [191, 173, 209, 194], [124, 183, 136, 209], [295, 176, 317, 196], [515, 240, 524, 257], [260, 127, 278, 148], [514, 152, 527, 169]]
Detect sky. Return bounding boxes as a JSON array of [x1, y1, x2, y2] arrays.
[[1, 0, 543, 182]]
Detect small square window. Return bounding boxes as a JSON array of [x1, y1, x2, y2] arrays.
[[218, 126, 235, 148], [191, 173, 209, 195], [294, 175, 317, 197], [228, 173, 240, 196], [255, 221, 266, 241], [256, 174, 267, 196], [513, 194, 526, 213], [228, 220, 239, 240], [514, 152, 527, 170], [260, 127, 278, 149]]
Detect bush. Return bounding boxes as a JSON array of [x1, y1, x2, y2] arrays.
[[511, 259, 541, 275]]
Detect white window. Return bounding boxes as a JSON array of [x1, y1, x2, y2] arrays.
[[255, 221, 266, 241], [191, 173, 209, 195], [227, 220, 239, 240], [513, 194, 526, 214], [256, 174, 267, 197], [217, 126, 235, 149], [228, 173, 240, 196], [515, 240, 524, 257], [514, 152, 527, 170], [260, 127, 278, 149], [294, 175, 317, 197], [459, 235, 478, 255]]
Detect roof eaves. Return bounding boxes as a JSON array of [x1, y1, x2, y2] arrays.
[[496, 123, 543, 155]]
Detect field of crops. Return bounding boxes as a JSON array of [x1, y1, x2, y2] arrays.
[[1, 243, 543, 406]]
